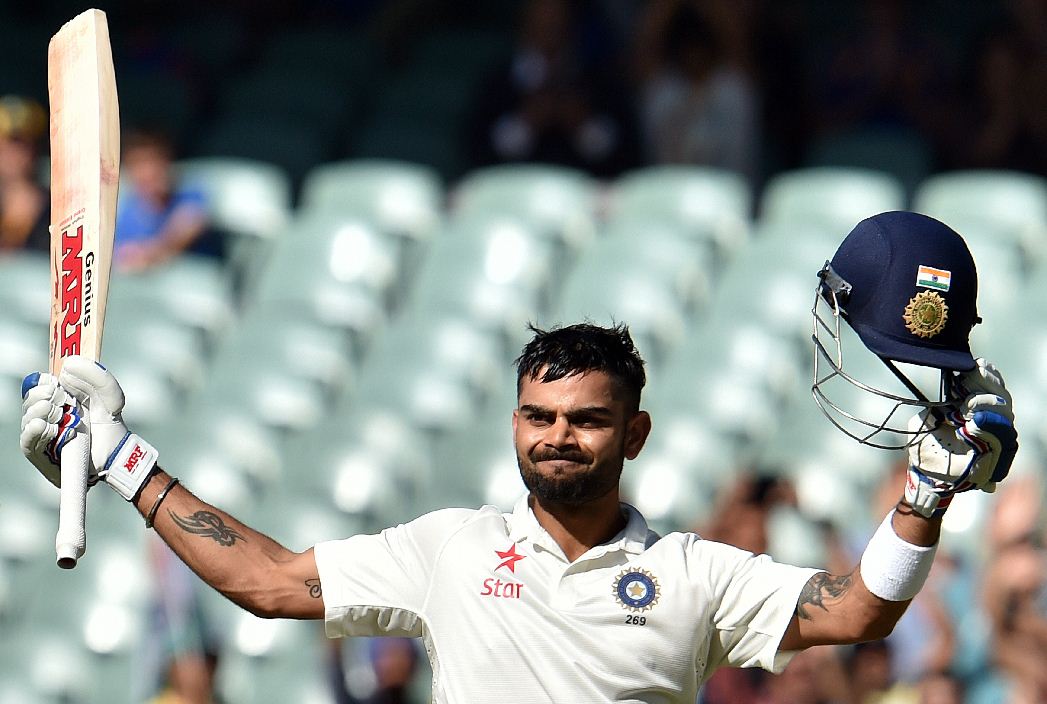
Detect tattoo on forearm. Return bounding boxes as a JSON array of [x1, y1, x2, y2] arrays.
[[168, 510, 246, 547], [306, 579, 322, 598], [795, 572, 853, 620]]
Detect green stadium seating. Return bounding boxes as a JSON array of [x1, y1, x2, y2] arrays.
[[99, 309, 209, 393], [300, 159, 443, 242], [351, 118, 466, 182], [454, 165, 599, 252], [760, 167, 906, 233], [258, 27, 378, 84], [913, 170, 1047, 259], [192, 117, 325, 187], [176, 157, 292, 240], [105, 254, 236, 343], [116, 68, 199, 145], [409, 28, 512, 80], [0, 252, 50, 327], [402, 215, 554, 345], [0, 318, 46, 386], [805, 127, 933, 197], [250, 212, 399, 337], [218, 68, 355, 149], [607, 166, 752, 257]]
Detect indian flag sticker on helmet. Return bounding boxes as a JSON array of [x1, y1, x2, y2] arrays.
[[916, 265, 951, 291]]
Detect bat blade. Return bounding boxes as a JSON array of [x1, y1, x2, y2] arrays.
[[48, 8, 119, 569]]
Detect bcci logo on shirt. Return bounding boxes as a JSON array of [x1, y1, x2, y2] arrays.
[[612, 568, 660, 612]]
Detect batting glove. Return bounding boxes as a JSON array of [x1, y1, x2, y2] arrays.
[[20, 356, 159, 501], [20, 372, 87, 487], [905, 358, 1018, 518]]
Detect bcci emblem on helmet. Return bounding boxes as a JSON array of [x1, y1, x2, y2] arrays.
[[903, 291, 948, 339]]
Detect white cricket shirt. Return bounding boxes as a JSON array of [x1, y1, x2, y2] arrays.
[[313, 496, 820, 703]]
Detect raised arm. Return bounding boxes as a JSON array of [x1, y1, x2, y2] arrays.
[[132, 468, 322, 619], [782, 358, 1018, 650], [20, 356, 322, 620], [780, 504, 938, 649]]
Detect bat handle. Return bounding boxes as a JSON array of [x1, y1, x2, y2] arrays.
[[56, 429, 90, 569]]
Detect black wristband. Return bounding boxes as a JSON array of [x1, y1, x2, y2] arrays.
[[145, 477, 180, 529]]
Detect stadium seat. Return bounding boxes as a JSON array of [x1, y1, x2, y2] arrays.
[[401, 215, 555, 346], [607, 166, 752, 257], [99, 308, 209, 393], [117, 68, 199, 147], [351, 118, 466, 182], [453, 164, 599, 252], [284, 410, 435, 528], [258, 26, 377, 80], [759, 167, 906, 233], [409, 28, 512, 82], [218, 68, 355, 150], [0, 318, 46, 385], [105, 254, 236, 343], [0, 252, 50, 326], [350, 314, 504, 432], [913, 170, 1047, 259], [176, 157, 292, 240], [210, 307, 356, 397], [804, 127, 933, 197], [300, 159, 443, 242], [250, 211, 400, 332], [193, 117, 326, 188], [705, 221, 840, 346], [597, 218, 714, 311]]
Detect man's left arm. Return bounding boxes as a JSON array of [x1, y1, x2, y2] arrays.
[[780, 505, 939, 649], [781, 358, 1018, 650]]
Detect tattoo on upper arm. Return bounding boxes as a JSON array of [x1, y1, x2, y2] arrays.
[[306, 579, 322, 598], [795, 572, 853, 620], [168, 509, 246, 547]]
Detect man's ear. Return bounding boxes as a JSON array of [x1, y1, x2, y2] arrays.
[[624, 410, 652, 460]]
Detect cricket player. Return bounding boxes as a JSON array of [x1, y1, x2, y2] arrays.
[[19, 211, 1017, 702]]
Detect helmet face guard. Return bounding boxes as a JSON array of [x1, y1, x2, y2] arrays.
[[811, 212, 980, 450], [812, 263, 955, 449]]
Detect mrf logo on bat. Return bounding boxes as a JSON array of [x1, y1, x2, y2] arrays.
[[52, 207, 96, 361]]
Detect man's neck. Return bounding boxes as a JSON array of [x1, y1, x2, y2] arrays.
[[529, 490, 627, 563]]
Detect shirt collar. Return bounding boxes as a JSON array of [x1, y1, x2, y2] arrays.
[[507, 494, 655, 557]]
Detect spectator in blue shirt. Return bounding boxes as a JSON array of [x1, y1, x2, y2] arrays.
[[115, 129, 217, 272]]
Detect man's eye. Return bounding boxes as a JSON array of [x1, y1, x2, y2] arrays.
[[528, 415, 552, 426]]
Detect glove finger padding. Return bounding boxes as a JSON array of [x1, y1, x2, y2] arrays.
[[907, 411, 979, 487], [19, 372, 90, 488], [59, 356, 126, 422]]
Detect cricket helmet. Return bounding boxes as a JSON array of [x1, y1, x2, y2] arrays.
[[812, 211, 980, 448]]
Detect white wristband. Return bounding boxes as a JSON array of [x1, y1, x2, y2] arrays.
[[858, 510, 937, 602], [102, 433, 159, 501]]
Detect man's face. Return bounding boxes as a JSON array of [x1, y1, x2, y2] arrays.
[[513, 369, 649, 506]]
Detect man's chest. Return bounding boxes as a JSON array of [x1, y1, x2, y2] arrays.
[[421, 537, 713, 698]]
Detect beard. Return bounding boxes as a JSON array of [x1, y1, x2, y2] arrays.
[[516, 444, 625, 506]]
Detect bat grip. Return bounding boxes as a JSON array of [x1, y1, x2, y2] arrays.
[[56, 430, 89, 569]]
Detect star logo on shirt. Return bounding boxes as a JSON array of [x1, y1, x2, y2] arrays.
[[613, 568, 660, 612], [495, 544, 526, 573]]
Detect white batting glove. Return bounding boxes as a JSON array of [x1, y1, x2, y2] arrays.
[[905, 359, 1018, 518], [20, 372, 88, 487], [20, 357, 159, 501]]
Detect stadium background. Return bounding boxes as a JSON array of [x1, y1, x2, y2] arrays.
[[1, 0, 1046, 702]]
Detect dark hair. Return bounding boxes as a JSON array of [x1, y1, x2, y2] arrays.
[[514, 322, 646, 410]]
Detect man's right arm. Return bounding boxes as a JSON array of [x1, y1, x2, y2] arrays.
[[133, 468, 324, 620]]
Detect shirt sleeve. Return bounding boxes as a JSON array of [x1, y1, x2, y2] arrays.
[[699, 541, 821, 676], [313, 508, 476, 639]]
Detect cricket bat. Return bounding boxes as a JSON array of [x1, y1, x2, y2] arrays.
[[48, 9, 119, 569]]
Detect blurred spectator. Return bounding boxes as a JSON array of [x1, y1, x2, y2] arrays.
[[329, 637, 420, 704], [953, 21, 1047, 172], [0, 95, 49, 253], [810, 0, 952, 144], [757, 646, 850, 704], [699, 472, 794, 556], [144, 538, 221, 704], [114, 128, 218, 272], [466, 0, 640, 177], [916, 671, 964, 704], [634, 0, 760, 183], [844, 640, 918, 704], [981, 503, 1047, 703]]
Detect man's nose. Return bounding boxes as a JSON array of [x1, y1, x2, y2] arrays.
[[543, 415, 575, 447]]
